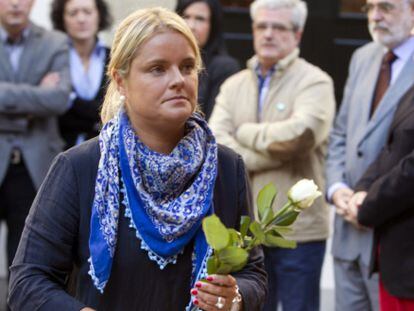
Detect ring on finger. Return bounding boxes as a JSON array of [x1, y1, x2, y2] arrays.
[[215, 296, 225, 309]]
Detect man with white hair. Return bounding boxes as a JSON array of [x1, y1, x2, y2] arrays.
[[209, 0, 335, 310], [326, 0, 414, 310]]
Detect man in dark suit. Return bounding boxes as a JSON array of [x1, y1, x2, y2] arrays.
[[0, 0, 70, 271], [325, 0, 414, 309], [347, 84, 414, 309]]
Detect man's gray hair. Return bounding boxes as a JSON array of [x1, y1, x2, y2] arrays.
[[250, 0, 308, 31]]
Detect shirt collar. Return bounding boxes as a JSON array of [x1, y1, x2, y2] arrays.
[[255, 63, 276, 79], [392, 35, 414, 62], [69, 37, 106, 56], [0, 26, 30, 45], [247, 48, 300, 74]]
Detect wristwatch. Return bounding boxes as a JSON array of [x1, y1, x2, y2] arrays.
[[230, 285, 242, 311]]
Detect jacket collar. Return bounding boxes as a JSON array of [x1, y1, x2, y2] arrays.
[[246, 48, 300, 74]]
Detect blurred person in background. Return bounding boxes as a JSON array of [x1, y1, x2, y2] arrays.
[[176, 0, 240, 121], [209, 0, 335, 310], [326, 0, 414, 310], [346, 83, 414, 311], [0, 0, 70, 274], [8, 7, 267, 311], [51, 0, 112, 149]]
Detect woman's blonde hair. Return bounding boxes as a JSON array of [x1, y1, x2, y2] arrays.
[[101, 7, 202, 124]]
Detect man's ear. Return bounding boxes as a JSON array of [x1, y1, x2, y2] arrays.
[[113, 69, 126, 96], [295, 30, 303, 45]]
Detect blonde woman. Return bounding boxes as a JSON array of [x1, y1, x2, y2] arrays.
[[8, 7, 266, 311]]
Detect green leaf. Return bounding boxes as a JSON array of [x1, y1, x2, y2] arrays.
[[232, 260, 249, 273], [266, 228, 282, 237], [202, 215, 229, 250], [240, 216, 251, 238], [249, 221, 265, 243], [252, 238, 262, 248], [228, 229, 241, 247], [265, 226, 293, 238], [272, 226, 293, 235], [215, 262, 233, 274], [262, 207, 275, 226], [257, 183, 277, 221], [217, 246, 249, 272], [206, 256, 218, 274], [243, 235, 252, 248], [264, 233, 297, 249], [271, 210, 299, 226]]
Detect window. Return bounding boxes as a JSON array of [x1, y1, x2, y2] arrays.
[[220, 0, 253, 8], [340, 0, 365, 14]]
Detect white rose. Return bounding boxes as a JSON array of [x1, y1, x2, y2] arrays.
[[288, 179, 322, 209]]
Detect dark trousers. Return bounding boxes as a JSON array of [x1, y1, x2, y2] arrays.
[[263, 240, 326, 311], [0, 161, 36, 270]]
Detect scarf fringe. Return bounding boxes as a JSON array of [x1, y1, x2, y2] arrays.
[[88, 257, 107, 293], [122, 186, 181, 269], [89, 112, 217, 302]]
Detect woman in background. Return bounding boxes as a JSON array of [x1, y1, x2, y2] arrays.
[[8, 8, 266, 311], [176, 0, 240, 121], [51, 0, 112, 149]]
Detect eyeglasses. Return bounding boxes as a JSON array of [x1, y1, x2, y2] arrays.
[[361, 2, 397, 14], [253, 22, 296, 33]]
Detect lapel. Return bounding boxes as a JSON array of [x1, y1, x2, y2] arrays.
[[0, 40, 16, 80], [360, 50, 414, 142], [389, 85, 414, 131], [16, 24, 42, 83], [357, 49, 384, 127]]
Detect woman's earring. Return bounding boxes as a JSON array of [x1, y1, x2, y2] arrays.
[[120, 95, 126, 106]]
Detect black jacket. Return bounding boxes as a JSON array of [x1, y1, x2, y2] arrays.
[[356, 84, 414, 298], [198, 53, 239, 121], [8, 138, 267, 310], [59, 47, 110, 149]]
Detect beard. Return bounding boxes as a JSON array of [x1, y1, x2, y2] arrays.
[[369, 20, 412, 48]]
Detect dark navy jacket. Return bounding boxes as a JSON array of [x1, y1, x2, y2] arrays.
[[356, 84, 414, 299], [8, 138, 267, 310]]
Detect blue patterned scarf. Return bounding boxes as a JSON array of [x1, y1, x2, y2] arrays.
[[89, 110, 217, 310]]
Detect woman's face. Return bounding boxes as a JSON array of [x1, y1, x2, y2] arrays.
[[63, 0, 99, 42], [182, 1, 211, 48], [116, 31, 198, 134]]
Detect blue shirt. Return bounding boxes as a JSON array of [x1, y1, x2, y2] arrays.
[[255, 64, 276, 121], [69, 39, 107, 101], [0, 26, 30, 71], [390, 35, 414, 85]]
